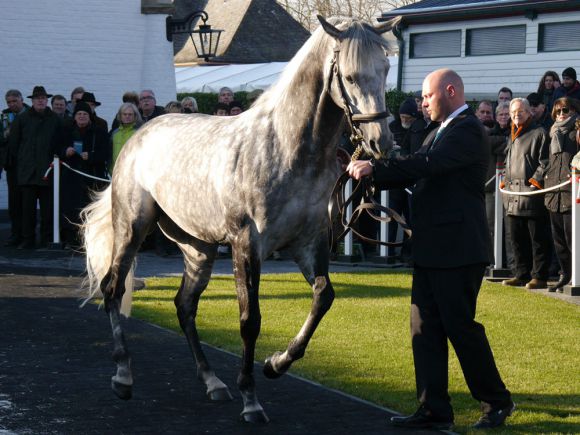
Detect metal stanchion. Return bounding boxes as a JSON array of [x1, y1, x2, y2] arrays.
[[336, 178, 361, 262], [564, 168, 580, 296], [379, 190, 389, 258], [487, 162, 511, 279], [50, 156, 62, 249]]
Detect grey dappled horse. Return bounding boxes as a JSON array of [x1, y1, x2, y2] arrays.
[[82, 15, 398, 423]]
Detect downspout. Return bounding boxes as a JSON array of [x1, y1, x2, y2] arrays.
[[392, 23, 405, 91]]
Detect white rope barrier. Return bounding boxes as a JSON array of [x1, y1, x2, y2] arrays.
[[499, 179, 571, 196], [61, 161, 111, 183]]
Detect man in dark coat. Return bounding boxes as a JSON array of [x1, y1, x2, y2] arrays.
[[553, 67, 580, 102], [8, 86, 64, 249], [347, 69, 514, 430], [1, 89, 29, 246], [501, 98, 550, 289]]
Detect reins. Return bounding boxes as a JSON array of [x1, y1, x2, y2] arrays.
[[327, 40, 412, 251]]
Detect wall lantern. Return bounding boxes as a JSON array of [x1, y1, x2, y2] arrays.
[[166, 10, 223, 61]]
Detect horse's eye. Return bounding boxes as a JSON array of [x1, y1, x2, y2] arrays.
[[345, 75, 354, 84]]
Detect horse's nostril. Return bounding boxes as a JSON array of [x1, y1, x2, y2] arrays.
[[369, 140, 376, 149]]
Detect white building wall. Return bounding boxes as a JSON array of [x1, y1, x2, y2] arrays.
[[400, 11, 580, 98], [0, 0, 177, 125]]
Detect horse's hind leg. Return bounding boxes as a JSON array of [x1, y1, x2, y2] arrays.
[[102, 190, 158, 400], [231, 226, 268, 423], [173, 239, 233, 401], [263, 232, 335, 378]]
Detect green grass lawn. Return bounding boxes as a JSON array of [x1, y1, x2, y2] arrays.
[[131, 270, 580, 434]]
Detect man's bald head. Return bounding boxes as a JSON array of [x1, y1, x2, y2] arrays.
[[422, 69, 466, 122]]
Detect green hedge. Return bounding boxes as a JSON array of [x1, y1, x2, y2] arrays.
[[177, 89, 415, 116]]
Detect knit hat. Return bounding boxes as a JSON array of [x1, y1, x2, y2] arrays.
[[73, 101, 92, 116], [399, 97, 419, 118], [526, 92, 542, 107], [562, 67, 577, 81]]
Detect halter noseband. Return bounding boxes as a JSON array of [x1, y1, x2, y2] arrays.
[[327, 42, 389, 160]]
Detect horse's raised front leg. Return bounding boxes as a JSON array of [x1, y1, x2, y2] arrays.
[[231, 226, 268, 423], [173, 240, 232, 401], [263, 232, 335, 378]]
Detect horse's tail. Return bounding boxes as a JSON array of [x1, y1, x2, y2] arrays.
[[80, 185, 134, 316]]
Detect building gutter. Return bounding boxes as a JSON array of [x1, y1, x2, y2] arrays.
[[392, 24, 405, 91]]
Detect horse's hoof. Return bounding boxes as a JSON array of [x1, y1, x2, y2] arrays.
[[240, 409, 270, 424], [263, 356, 283, 379], [111, 379, 132, 400], [207, 387, 233, 401]]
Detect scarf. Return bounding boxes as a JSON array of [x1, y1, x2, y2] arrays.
[[549, 115, 576, 154], [511, 117, 532, 142]]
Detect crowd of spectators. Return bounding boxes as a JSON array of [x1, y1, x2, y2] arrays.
[[0, 85, 251, 254], [382, 67, 580, 292]]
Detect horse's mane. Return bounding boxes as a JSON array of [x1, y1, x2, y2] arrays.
[[256, 17, 393, 111]]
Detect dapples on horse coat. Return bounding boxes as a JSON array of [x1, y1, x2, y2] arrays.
[[81, 15, 399, 423]]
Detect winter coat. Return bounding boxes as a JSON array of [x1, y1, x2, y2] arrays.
[[8, 107, 63, 186], [503, 122, 549, 217], [485, 123, 509, 193], [544, 116, 578, 213], [553, 81, 580, 102]]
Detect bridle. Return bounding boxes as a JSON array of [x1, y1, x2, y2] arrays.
[[326, 40, 412, 250]]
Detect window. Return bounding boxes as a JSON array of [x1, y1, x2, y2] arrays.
[[410, 30, 461, 58], [539, 21, 580, 52], [466, 25, 526, 56]]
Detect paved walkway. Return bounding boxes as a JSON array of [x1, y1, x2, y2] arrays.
[[0, 222, 440, 434]]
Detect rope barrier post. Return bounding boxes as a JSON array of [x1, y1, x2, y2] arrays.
[[486, 162, 511, 280], [379, 190, 388, 258], [336, 178, 361, 262], [564, 168, 580, 296], [50, 156, 62, 249]]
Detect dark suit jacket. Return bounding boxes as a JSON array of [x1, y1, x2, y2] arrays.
[[373, 107, 492, 268]]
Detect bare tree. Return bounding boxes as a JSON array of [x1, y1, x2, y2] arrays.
[[278, 0, 418, 31]]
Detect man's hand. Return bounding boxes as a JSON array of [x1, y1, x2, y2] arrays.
[[346, 160, 374, 180]]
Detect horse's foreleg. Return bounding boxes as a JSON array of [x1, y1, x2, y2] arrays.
[[263, 234, 335, 379], [174, 242, 232, 401], [232, 228, 268, 423]]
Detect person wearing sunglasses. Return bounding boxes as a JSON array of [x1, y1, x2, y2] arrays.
[[544, 97, 580, 292]]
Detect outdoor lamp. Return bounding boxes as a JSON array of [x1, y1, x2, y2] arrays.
[[166, 10, 223, 61]]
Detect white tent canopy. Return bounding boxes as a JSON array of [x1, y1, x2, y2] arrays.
[[175, 57, 399, 93]]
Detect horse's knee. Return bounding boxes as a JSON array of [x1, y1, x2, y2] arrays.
[[312, 276, 334, 313], [240, 311, 262, 341]]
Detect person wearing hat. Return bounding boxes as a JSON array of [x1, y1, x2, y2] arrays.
[[80, 92, 108, 131], [385, 97, 420, 263], [553, 67, 580, 102], [7, 86, 64, 249], [526, 92, 551, 131], [58, 100, 109, 248]]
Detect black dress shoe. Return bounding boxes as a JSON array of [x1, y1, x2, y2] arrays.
[[548, 275, 570, 292], [17, 240, 35, 250], [473, 401, 515, 429], [3, 237, 21, 247], [390, 406, 453, 430]]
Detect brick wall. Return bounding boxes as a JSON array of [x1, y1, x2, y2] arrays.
[[0, 0, 177, 127]]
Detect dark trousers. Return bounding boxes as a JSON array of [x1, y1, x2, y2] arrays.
[[21, 185, 52, 244], [506, 214, 551, 280], [6, 169, 23, 240], [549, 211, 572, 278], [411, 264, 511, 420]]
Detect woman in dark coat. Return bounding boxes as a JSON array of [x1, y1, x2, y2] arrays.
[[544, 97, 580, 292], [59, 101, 109, 247]]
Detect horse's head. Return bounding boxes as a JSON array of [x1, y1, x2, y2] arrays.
[[318, 15, 401, 159]]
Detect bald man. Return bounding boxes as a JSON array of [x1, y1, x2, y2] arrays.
[[348, 69, 514, 430]]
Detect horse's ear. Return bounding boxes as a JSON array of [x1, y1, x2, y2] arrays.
[[373, 16, 402, 35], [317, 15, 342, 39]]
